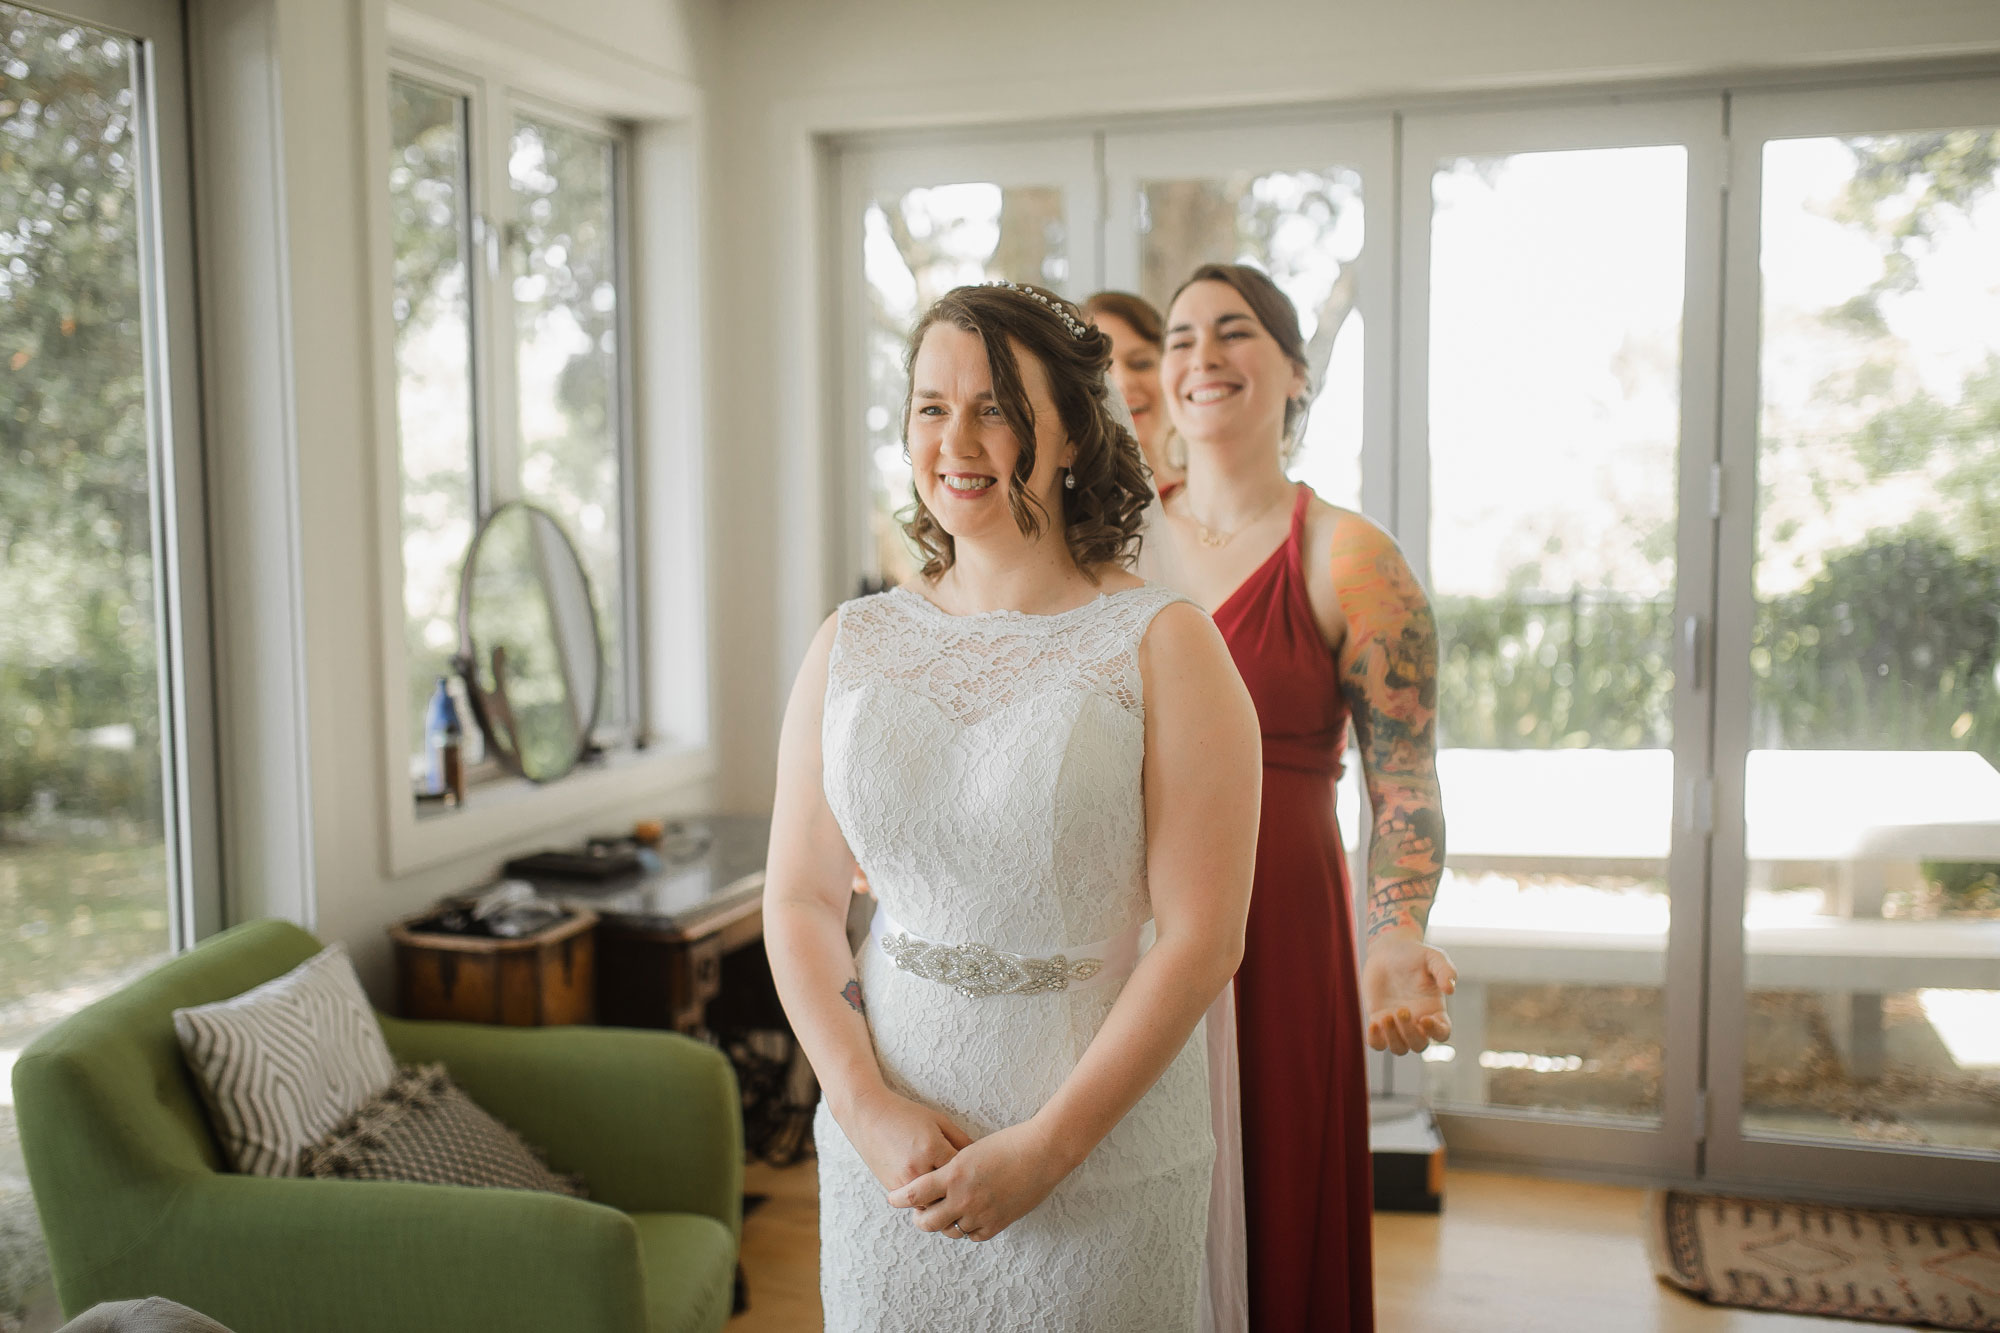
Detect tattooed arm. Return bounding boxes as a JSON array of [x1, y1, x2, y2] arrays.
[[764, 615, 971, 1191], [1329, 516, 1457, 1054]]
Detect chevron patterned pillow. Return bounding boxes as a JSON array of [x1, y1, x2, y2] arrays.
[[173, 943, 398, 1177]]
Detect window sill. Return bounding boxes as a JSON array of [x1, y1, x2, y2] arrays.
[[385, 740, 714, 877]]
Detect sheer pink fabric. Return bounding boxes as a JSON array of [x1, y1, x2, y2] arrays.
[[1200, 984, 1249, 1333]]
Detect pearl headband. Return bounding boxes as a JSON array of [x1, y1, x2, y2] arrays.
[[981, 279, 1091, 340]]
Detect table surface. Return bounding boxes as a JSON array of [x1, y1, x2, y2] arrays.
[[531, 814, 771, 932], [1440, 747, 2000, 862]]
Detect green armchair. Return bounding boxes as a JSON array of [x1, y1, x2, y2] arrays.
[[11, 919, 743, 1333]]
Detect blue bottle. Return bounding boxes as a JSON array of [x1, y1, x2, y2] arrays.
[[423, 677, 465, 803]]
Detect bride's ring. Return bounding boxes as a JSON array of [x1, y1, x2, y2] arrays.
[[948, 1221, 968, 1238]]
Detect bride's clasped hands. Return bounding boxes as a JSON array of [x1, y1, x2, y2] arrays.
[[886, 1117, 1075, 1243], [833, 1082, 974, 1195]]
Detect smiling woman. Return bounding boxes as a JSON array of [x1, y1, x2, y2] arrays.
[[897, 283, 1151, 587], [763, 281, 1261, 1331], [1140, 262, 1455, 1333]]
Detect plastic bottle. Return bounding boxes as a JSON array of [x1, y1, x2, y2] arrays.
[[423, 676, 466, 806]]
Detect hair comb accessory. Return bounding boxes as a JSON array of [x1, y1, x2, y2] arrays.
[[981, 279, 1091, 340]]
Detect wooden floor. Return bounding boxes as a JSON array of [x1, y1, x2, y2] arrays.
[[732, 1162, 1867, 1332]]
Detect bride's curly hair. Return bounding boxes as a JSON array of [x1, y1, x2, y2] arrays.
[[899, 283, 1152, 582]]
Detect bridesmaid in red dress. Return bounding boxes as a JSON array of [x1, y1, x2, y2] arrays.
[[1141, 264, 1457, 1332]]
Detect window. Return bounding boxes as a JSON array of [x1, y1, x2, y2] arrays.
[[1, 0, 211, 1302], [1421, 137, 1691, 1125], [842, 137, 1097, 588], [390, 65, 634, 791], [1736, 119, 2000, 1155]]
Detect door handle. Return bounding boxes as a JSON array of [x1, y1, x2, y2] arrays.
[[1681, 615, 1705, 692]]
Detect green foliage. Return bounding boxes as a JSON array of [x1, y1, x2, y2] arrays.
[[1752, 530, 2000, 761], [1440, 526, 2000, 767], [1436, 593, 1676, 749], [1760, 528, 1992, 756], [1855, 355, 2000, 557], [1837, 130, 2000, 252], [1922, 860, 2000, 914], [388, 78, 466, 349], [1828, 130, 2000, 326], [0, 8, 161, 826]]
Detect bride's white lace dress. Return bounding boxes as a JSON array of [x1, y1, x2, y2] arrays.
[[816, 582, 1215, 1332]]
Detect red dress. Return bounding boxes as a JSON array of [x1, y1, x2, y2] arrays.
[[1212, 483, 1374, 1332]]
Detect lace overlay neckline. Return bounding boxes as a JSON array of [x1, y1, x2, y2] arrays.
[[891, 581, 1154, 627]]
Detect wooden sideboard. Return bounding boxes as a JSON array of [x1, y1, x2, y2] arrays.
[[530, 815, 776, 1034]]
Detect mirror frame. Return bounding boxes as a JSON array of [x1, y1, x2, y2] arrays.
[[453, 499, 605, 784]]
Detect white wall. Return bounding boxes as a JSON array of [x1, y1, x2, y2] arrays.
[[194, 0, 723, 999], [701, 0, 2000, 810]]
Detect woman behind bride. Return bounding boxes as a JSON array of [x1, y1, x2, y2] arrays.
[[764, 281, 1261, 1331]]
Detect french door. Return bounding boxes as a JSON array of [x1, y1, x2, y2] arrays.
[[1399, 98, 1726, 1177], [1706, 77, 2000, 1209], [1, 0, 217, 1228], [832, 76, 2000, 1201]]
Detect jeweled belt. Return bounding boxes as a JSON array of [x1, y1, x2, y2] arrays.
[[870, 908, 1148, 1000]]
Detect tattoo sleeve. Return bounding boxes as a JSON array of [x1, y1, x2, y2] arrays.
[[1332, 526, 1446, 940], [840, 978, 867, 1016]]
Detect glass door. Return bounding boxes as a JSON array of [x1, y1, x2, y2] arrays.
[[837, 136, 1099, 590], [0, 0, 214, 1303], [1101, 118, 1394, 520], [1400, 99, 1726, 1172], [1709, 78, 2000, 1206]]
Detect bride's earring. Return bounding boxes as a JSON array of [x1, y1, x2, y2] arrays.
[[1064, 469, 1077, 490]]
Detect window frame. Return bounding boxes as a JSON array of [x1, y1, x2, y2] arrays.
[[18, 0, 224, 948], [386, 52, 640, 756], [372, 38, 708, 876], [1396, 95, 1728, 1181], [1706, 71, 2000, 1212]]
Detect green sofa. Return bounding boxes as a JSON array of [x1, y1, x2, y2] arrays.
[[11, 919, 743, 1333]]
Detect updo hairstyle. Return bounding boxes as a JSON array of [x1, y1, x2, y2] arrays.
[[900, 283, 1151, 580]]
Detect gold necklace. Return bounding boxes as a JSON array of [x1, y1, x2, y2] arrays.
[[1187, 488, 1290, 549]]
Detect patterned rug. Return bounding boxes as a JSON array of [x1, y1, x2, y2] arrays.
[[1647, 1190, 2000, 1330]]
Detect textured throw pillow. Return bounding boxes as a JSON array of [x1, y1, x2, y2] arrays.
[[172, 943, 398, 1177], [298, 1064, 587, 1197]]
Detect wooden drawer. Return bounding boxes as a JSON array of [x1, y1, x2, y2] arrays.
[[391, 908, 598, 1026]]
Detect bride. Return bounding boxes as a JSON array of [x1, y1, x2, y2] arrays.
[[764, 280, 1260, 1332]]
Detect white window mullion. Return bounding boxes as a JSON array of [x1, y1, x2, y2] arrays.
[[476, 74, 523, 507]]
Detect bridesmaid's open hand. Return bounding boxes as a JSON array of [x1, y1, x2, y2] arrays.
[[1361, 932, 1456, 1054], [886, 1119, 1070, 1243], [838, 1085, 974, 1194]]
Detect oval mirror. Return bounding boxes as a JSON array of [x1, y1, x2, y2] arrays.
[[456, 501, 604, 783]]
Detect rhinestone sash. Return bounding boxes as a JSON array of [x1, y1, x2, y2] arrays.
[[870, 908, 1148, 1000]]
